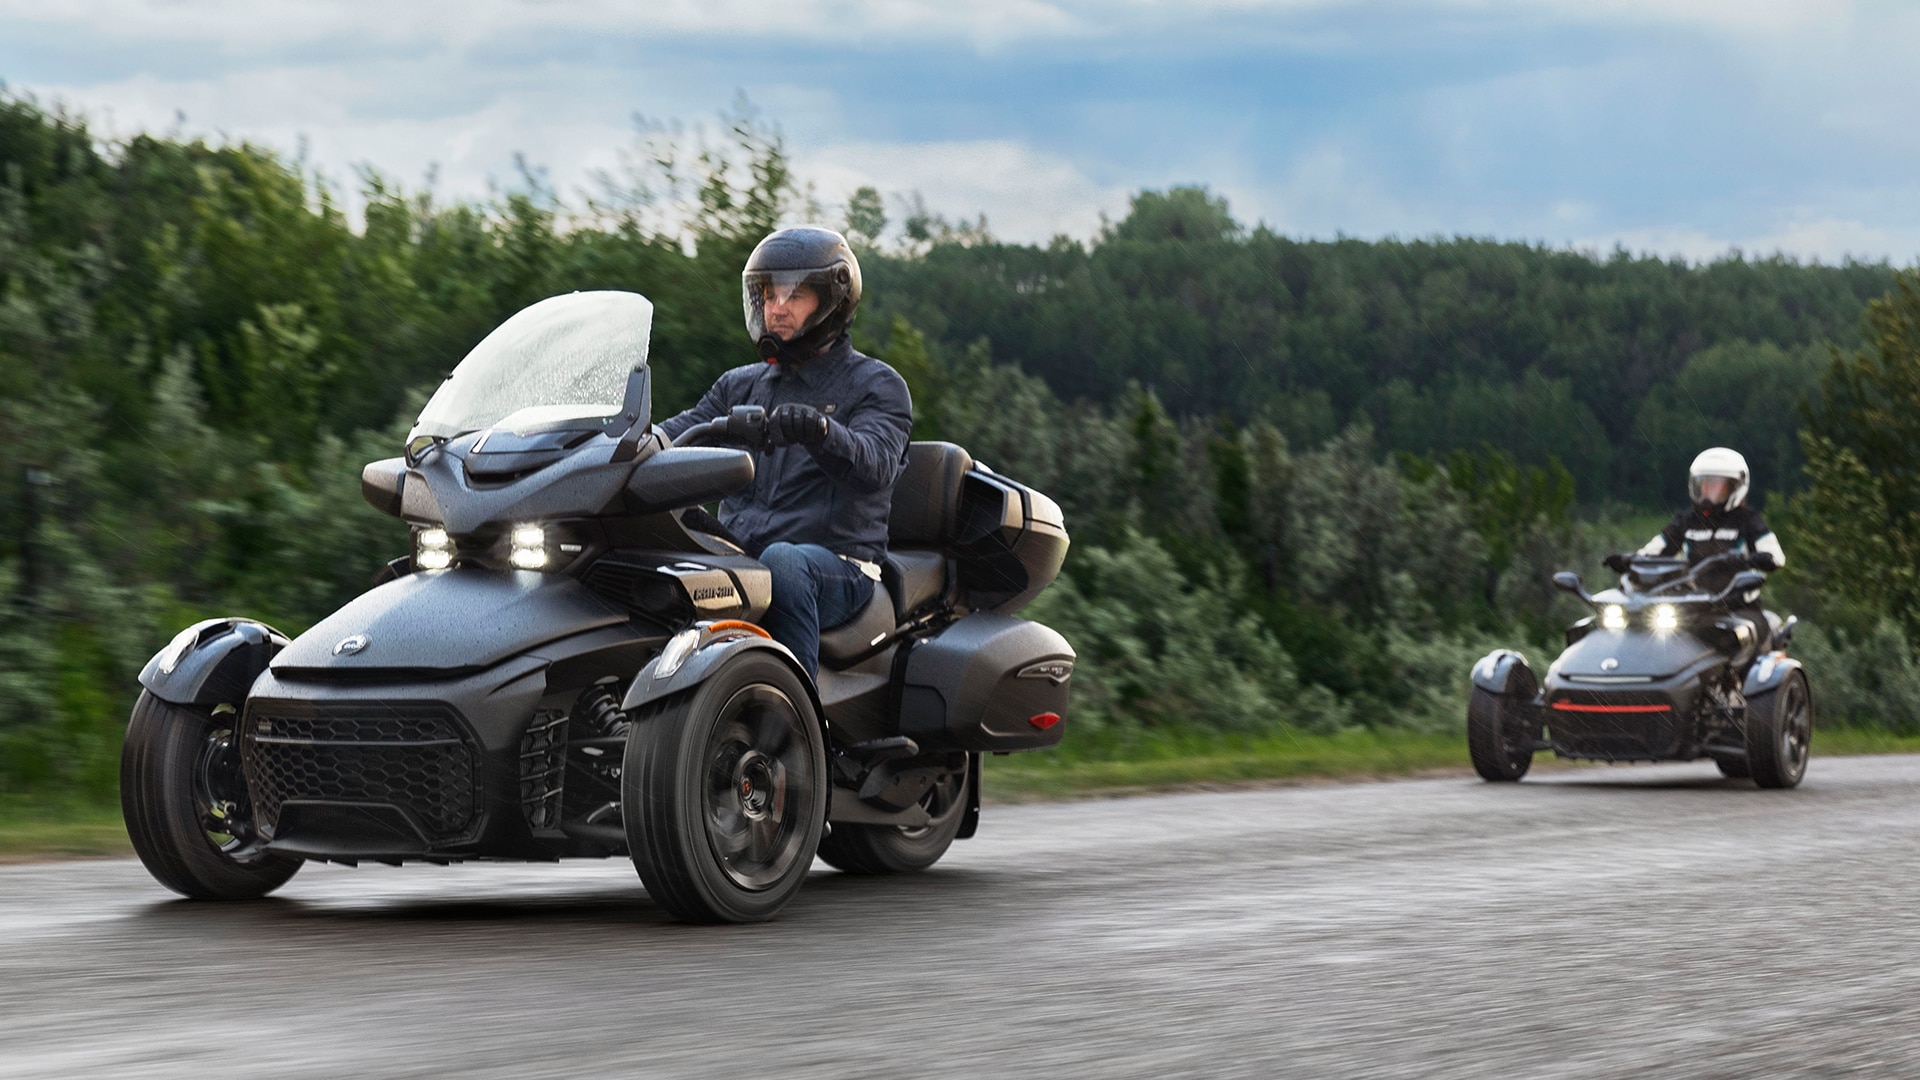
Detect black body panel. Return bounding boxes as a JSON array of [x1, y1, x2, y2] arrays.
[[898, 614, 1074, 752], [1541, 627, 1733, 762], [272, 570, 630, 677], [138, 618, 290, 707]]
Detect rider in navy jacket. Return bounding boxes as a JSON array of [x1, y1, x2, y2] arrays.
[[657, 227, 911, 678]]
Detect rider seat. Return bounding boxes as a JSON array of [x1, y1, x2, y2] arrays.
[[816, 442, 973, 668]]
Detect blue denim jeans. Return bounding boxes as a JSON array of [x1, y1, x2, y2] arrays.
[[758, 542, 875, 680]]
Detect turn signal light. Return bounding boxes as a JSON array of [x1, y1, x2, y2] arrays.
[[1029, 712, 1062, 730]]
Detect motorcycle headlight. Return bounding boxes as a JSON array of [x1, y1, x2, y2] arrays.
[[509, 523, 549, 570], [1601, 605, 1627, 630], [1652, 604, 1679, 631], [416, 527, 453, 570]]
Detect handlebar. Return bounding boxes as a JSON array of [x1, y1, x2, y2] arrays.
[[671, 406, 772, 451]]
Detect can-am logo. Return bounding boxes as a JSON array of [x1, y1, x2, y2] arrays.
[[690, 585, 735, 602], [1017, 660, 1074, 685], [332, 634, 370, 656]]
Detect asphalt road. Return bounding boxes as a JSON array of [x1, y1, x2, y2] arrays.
[[6, 755, 1920, 1079]]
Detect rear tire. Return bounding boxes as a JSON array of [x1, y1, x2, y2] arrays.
[[817, 756, 970, 875], [1746, 670, 1812, 789], [623, 653, 827, 923], [121, 691, 302, 899], [1468, 686, 1535, 782]]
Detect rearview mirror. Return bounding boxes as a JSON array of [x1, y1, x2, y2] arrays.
[[361, 457, 406, 518], [1552, 571, 1583, 595]]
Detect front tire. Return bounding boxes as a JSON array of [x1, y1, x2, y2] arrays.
[[1746, 670, 1812, 789], [817, 755, 971, 875], [1468, 686, 1535, 782], [121, 691, 302, 899], [623, 653, 827, 923]]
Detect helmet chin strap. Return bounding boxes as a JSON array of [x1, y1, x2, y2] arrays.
[[758, 333, 834, 365]]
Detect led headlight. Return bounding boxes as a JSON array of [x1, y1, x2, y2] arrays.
[[509, 523, 549, 570], [416, 527, 453, 570], [1652, 604, 1679, 631], [1601, 605, 1628, 630]]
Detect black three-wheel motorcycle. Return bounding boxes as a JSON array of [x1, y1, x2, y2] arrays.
[[123, 291, 1075, 922], [1467, 552, 1812, 788]]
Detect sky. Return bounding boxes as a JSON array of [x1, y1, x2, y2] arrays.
[[4, 0, 1919, 263]]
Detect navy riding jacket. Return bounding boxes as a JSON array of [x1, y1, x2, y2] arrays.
[[657, 336, 913, 563]]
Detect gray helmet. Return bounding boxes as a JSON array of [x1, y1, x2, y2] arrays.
[[742, 226, 862, 363]]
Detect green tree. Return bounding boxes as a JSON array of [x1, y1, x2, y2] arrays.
[[1797, 272, 1920, 634]]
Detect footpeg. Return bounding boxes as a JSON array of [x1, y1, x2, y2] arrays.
[[830, 737, 920, 787]]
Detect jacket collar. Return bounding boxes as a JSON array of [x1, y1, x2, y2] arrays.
[[774, 334, 853, 388]]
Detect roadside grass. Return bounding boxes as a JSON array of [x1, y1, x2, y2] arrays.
[[0, 797, 129, 861], [3, 725, 1920, 859]]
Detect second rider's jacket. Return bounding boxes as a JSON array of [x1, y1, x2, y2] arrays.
[[658, 335, 912, 563], [1638, 504, 1786, 601]]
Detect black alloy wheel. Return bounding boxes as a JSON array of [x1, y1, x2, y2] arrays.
[[817, 755, 972, 875], [1467, 686, 1536, 782], [121, 691, 303, 899], [1745, 670, 1812, 789], [702, 684, 815, 890], [624, 652, 826, 923]]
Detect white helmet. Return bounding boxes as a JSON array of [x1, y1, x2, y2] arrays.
[[1688, 447, 1750, 510]]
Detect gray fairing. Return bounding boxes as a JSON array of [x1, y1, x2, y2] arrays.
[[402, 431, 642, 532], [1469, 649, 1536, 697], [139, 618, 290, 707], [622, 634, 823, 725], [271, 569, 630, 677], [1744, 653, 1804, 697], [1552, 626, 1722, 682]]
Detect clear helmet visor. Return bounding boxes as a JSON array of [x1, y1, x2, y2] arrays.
[[1690, 473, 1740, 507], [742, 266, 851, 344]]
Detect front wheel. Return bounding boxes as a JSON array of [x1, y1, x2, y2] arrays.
[[1745, 670, 1812, 789], [1467, 687, 1535, 782], [817, 755, 971, 875], [623, 653, 827, 923], [121, 691, 303, 899]]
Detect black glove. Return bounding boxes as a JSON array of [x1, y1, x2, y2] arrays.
[[770, 403, 830, 447], [1748, 552, 1778, 572], [1603, 553, 1633, 574]]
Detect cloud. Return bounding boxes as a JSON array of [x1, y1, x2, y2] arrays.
[[6, 0, 1920, 260], [795, 138, 1133, 241]]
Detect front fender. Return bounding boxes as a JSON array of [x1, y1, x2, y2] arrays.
[[622, 634, 825, 727], [138, 618, 290, 707], [1470, 648, 1537, 697], [1745, 653, 1805, 697]]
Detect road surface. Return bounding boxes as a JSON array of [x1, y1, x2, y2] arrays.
[[5, 755, 1920, 1078]]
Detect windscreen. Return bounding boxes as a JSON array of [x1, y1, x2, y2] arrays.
[[412, 291, 653, 440]]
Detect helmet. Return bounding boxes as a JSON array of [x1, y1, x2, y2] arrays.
[[1688, 447, 1750, 510], [742, 226, 862, 363]]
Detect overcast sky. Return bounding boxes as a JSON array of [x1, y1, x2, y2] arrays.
[[4, 0, 1918, 262]]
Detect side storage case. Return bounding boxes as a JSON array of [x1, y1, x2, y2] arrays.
[[897, 614, 1075, 752]]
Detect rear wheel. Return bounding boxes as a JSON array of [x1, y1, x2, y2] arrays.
[[1467, 687, 1535, 782], [1746, 670, 1812, 789], [623, 653, 827, 923], [121, 691, 302, 899], [817, 756, 971, 875]]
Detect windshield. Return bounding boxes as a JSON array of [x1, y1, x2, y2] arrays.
[[412, 291, 653, 440]]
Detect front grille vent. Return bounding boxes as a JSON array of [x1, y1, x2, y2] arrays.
[[243, 701, 477, 838], [519, 710, 568, 831]]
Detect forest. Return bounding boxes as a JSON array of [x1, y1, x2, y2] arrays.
[[5, 94, 1920, 800]]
